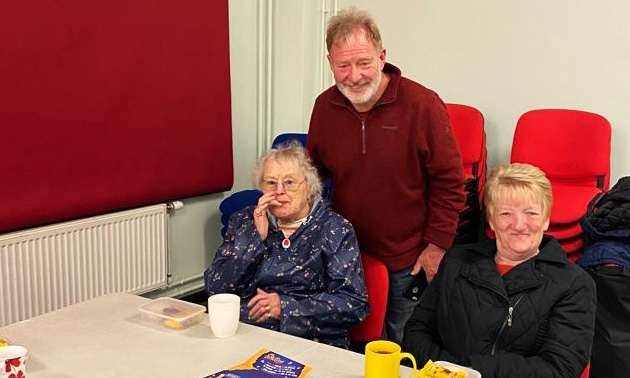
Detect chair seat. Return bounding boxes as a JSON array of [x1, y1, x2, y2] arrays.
[[350, 253, 388, 342], [560, 237, 583, 253], [580, 362, 590, 378], [545, 222, 583, 241], [566, 251, 582, 263], [550, 185, 601, 224]]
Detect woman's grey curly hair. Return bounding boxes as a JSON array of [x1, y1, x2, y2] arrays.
[[252, 140, 323, 203]]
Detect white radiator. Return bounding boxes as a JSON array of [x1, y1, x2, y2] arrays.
[[0, 204, 168, 327]]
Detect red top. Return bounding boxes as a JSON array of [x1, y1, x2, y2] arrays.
[[496, 263, 515, 276], [307, 63, 465, 271]]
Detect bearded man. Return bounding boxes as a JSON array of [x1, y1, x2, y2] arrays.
[[307, 7, 465, 345]]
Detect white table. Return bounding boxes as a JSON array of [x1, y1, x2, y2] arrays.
[[0, 293, 386, 377]]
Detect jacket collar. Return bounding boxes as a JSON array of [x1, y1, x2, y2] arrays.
[[535, 236, 569, 265], [469, 235, 567, 265], [461, 235, 567, 297], [327, 63, 402, 109]]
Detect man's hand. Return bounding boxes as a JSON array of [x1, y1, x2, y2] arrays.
[[411, 242, 445, 283], [253, 192, 281, 240], [247, 288, 281, 322]]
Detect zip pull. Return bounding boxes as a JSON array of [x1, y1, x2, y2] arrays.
[[507, 306, 514, 327]]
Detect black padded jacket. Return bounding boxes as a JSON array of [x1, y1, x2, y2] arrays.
[[403, 236, 596, 378]]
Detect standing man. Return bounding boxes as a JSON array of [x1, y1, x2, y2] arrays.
[[307, 7, 465, 345]]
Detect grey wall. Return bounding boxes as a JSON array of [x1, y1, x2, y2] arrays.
[[150, 0, 630, 298]]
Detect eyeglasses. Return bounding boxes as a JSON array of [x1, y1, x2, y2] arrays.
[[262, 178, 306, 192]]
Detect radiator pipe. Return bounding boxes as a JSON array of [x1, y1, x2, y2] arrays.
[[169, 284, 206, 300], [148, 274, 205, 300], [166, 201, 184, 214], [168, 272, 204, 287]]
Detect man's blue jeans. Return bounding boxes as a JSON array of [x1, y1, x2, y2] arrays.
[[384, 266, 418, 345]]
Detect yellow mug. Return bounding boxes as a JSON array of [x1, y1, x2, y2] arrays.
[[365, 340, 418, 378]]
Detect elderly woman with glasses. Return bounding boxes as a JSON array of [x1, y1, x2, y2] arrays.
[[403, 163, 596, 378], [204, 141, 368, 348]]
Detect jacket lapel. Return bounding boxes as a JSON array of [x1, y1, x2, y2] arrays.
[[460, 242, 508, 299]]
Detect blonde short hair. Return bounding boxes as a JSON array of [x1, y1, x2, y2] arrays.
[[326, 6, 382, 52], [483, 163, 552, 220], [252, 141, 323, 202]]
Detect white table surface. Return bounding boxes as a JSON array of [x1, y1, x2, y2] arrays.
[[0, 293, 385, 378]]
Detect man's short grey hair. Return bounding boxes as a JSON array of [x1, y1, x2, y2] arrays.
[[326, 6, 382, 52], [252, 140, 323, 202]]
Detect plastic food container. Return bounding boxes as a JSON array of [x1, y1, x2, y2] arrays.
[[431, 361, 481, 378], [137, 297, 206, 330]]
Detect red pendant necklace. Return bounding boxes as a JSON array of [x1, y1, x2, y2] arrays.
[[282, 238, 291, 249]]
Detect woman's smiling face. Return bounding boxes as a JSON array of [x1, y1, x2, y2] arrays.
[[489, 196, 550, 261]]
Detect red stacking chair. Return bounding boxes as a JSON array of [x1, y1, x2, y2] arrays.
[[350, 253, 389, 342], [511, 109, 611, 257], [581, 362, 590, 378], [447, 104, 487, 194], [446, 103, 487, 244]]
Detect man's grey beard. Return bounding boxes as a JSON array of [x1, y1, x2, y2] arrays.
[[337, 69, 382, 106]]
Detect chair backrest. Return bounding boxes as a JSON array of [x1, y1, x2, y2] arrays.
[[272, 132, 334, 199], [219, 133, 309, 237], [219, 189, 262, 236], [350, 253, 389, 342], [446, 103, 486, 181], [218, 133, 307, 237], [511, 109, 611, 190], [446, 103, 487, 244], [271, 133, 307, 148]]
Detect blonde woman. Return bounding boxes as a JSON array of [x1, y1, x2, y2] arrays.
[[403, 163, 595, 378]]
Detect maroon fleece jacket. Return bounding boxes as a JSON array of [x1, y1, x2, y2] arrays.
[[307, 63, 465, 271]]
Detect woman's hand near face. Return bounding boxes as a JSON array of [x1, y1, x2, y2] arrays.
[[247, 288, 281, 322], [253, 192, 282, 240]]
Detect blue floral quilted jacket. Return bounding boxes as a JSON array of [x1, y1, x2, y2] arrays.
[[204, 197, 369, 348]]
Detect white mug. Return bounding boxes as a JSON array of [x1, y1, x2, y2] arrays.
[[208, 293, 240, 338], [0, 346, 28, 378]]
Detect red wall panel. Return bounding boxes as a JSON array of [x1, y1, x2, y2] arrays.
[[0, 0, 233, 233]]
